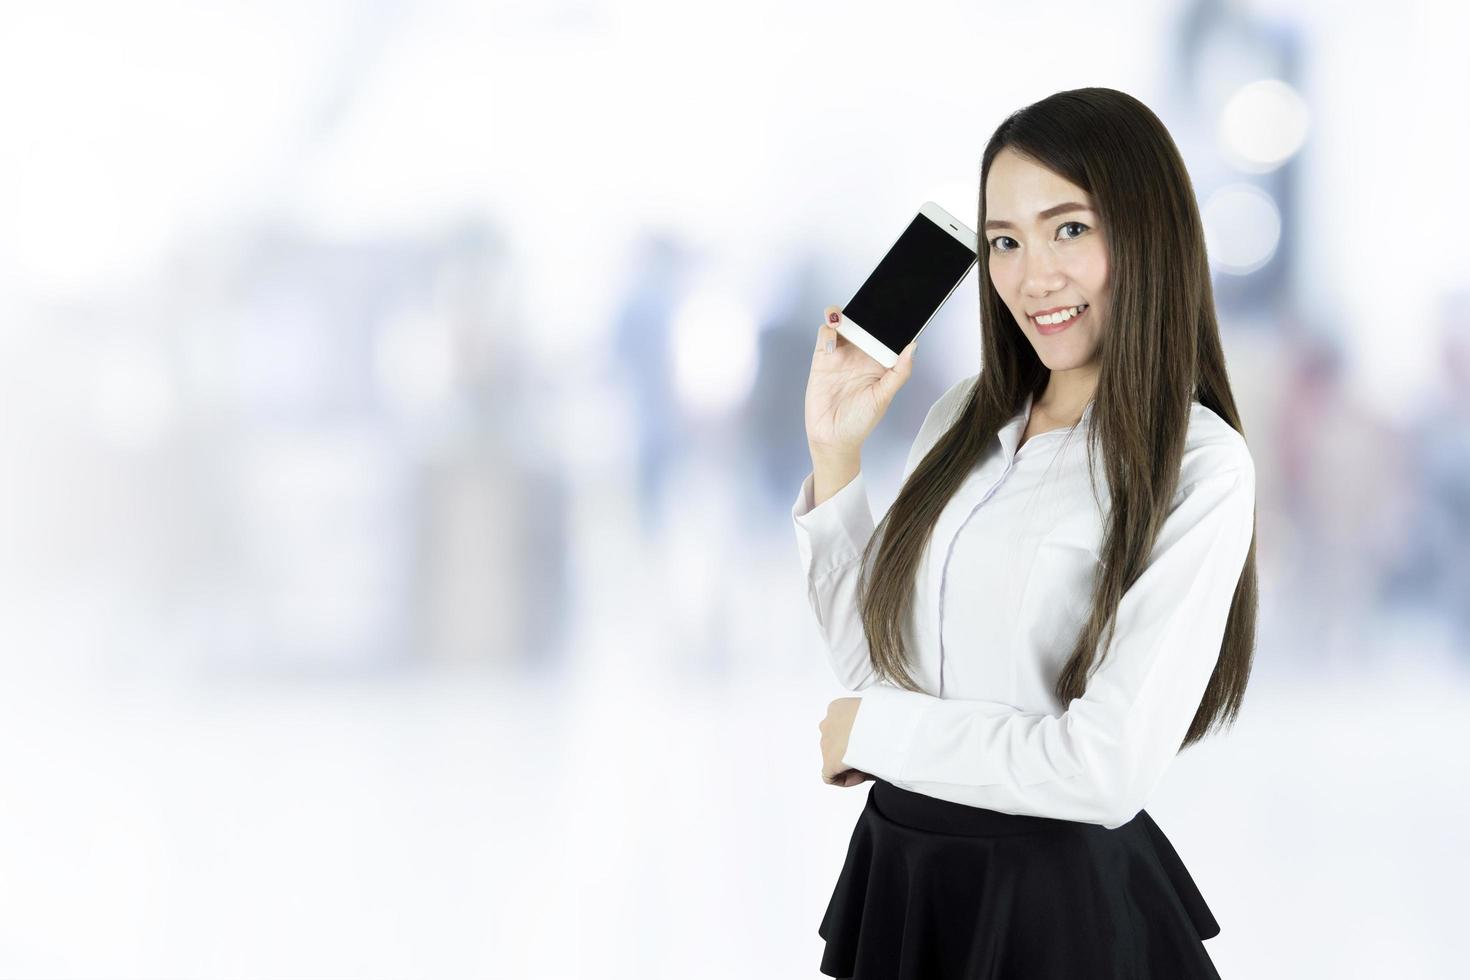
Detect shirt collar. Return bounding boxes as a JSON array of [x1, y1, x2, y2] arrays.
[[996, 391, 1096, 459]]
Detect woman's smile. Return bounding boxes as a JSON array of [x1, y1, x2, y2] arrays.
[[1033, 303, 1090, 335]]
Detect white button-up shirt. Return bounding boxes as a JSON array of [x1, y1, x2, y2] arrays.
[[792, 374, 1256, 829]]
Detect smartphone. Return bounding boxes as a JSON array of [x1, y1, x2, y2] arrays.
[[834, 201, 978, 368]]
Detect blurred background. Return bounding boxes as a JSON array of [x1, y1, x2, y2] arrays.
[[0, 0, 1466, 976]]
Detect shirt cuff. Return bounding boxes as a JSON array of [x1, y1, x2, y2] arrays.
[[791, 469, 877, 579], [841, 683, 935, 779]]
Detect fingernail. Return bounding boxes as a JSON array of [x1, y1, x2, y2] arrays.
[[825, 338, 835, 353], [828, 312, 839, 323]]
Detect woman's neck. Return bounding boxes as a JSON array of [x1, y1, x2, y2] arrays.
[[1036, 370, 1098, 425]]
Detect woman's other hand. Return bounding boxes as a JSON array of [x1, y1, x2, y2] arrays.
[[819, 697, 874, 787]]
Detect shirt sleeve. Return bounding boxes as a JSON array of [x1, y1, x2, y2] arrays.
[[791, 468, 880, 690], [840, 458, 1257, 829], [792, 375, 976, 691]]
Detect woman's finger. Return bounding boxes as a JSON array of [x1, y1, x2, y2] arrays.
[[818, 306, 841, 353]]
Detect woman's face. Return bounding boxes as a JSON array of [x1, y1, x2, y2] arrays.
[[984, 147, 1109, 375]]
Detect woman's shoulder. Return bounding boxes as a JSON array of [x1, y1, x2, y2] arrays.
[[903, 373, 980, 477], [927, 372, 981, 432], [1181, 401, 1255, 487]]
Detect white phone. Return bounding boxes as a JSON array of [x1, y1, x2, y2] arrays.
[[834, 201, 978, 368]]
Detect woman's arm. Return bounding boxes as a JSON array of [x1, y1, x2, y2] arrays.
[[792, 374, 977, 691], [839, 458, 1256, 829]]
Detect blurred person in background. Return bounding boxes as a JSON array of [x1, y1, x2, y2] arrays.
[[1385, 294, 1470, 652], [611, 232, 696, 537], [1274, 331, 1409, 671]]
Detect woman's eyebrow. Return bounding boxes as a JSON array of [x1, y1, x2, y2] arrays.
[[984, 202, 1092, 231]]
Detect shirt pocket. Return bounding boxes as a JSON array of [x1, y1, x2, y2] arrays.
[[1014, 508, 1106, 688], [1036, 507, 1105, 564]]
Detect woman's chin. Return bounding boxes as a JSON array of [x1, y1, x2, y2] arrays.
[[1029, 335, 1100, 371], [1034, 352, 1095, 372]]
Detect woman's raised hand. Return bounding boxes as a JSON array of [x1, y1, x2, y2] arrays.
[[804, 305, 918, 459]]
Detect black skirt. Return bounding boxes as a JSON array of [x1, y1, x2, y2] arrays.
[[818, 778, 1222, 980]]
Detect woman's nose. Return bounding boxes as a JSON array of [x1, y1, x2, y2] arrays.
[[1021, 251, 1065, 295]]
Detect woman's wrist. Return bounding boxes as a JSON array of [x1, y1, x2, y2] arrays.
[[810, 452, 861, 508]]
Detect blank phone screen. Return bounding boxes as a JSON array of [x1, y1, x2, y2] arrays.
[[843, 213, 976, 354]]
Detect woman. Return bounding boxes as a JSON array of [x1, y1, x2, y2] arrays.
[[793, 87, 1257, 979]]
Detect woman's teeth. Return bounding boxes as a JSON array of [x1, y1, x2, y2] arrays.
[[1035, 304, 1087, 325]]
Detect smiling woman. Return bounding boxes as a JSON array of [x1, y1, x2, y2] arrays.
[[796, 86, 1256, 979]]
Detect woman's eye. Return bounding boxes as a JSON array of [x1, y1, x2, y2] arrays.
[[988, 222, 1088, 254]]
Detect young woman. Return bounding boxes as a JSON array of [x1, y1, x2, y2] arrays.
[[793, 87, 1258, 979]]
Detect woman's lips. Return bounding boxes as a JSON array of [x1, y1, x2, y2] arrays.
[[1034, 306, 1087, 335]]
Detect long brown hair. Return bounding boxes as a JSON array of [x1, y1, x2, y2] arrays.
[[856, 87, 1257, 749]]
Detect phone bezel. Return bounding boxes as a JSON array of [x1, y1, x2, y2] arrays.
[[836, 200, 978, 368]]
